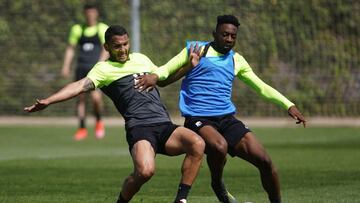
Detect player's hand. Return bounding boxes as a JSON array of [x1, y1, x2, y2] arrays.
[[134, 73, 159, 92], [24, 99, 49, 113], [288, 105, 306, 127], [189, 43, 203, 68]]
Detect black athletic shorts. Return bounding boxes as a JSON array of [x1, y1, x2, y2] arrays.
[[184, 114, 251, 157], [75, 66, 92, 81], [126, 122, 179, 155]]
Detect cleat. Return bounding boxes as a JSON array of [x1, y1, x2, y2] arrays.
[[175, 199, 187, 203], [217, 191, 237, 203], [74, 128, 88, 141], [95, 121, 105, 139], [224, 191, 237, 203], [212, 182, 238, 203]]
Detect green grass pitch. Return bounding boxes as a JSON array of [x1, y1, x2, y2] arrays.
[[0, 125, 359, 203]]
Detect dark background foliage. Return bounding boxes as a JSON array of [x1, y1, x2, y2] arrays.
[[0, 0, 359, 117]]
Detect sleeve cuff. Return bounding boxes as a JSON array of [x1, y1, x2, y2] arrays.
[[153, 68, 168, 81], [284, 101, 295, 110]]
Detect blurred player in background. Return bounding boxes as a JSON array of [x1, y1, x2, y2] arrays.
[[135, 15, 306, 203], [61, 3, 109, 140], [25, 25, 205, 203]]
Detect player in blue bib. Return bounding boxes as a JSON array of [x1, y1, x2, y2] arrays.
[[135, 15, 306, 203], [180, 40, 236, 116]]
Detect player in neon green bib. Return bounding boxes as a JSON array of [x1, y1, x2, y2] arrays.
[[61, 3, 109, 141], [25, 25, 205, 203]]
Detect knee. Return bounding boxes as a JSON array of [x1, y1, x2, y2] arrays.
[[190, 137, 205, 157], [258, 156, 277, 174], [208, 140, 228, 158], [135, 165, 155, 182], [94, 95, 102, 103]]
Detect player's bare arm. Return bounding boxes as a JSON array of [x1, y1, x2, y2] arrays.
[[288, 105, 307, 127], [61, 45, 76, 78], [24, 77, 95, 113], [135, 43, 203, 91]]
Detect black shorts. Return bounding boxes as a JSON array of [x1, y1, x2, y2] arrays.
[[75, 66, 92, 81], [184, 114, 251, 157], [126, 122, 179, 155]]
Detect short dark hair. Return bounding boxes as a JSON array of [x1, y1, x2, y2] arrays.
[[216, 15, 240, 29], [105, 25, 128, 43], [83, 3, 98, 10]]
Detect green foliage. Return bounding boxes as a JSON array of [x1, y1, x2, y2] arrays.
[[0, 0, 359, 116]]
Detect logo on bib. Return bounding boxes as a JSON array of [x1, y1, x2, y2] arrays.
[[82, 43, 94, 51]]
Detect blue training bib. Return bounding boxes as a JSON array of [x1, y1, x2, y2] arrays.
[[179, 41, 236, 116]]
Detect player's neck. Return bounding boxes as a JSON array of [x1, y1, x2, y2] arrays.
[[210, 41, 230, 55], [87, 20, 98, 27]]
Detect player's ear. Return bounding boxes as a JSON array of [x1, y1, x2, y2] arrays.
[[104, 43, 109, 51], [212, 30, 216, 39]]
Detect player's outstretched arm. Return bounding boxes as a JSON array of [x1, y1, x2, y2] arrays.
[[288, 105, 307, 127], [157, 43, 203, 87], [24, 77, 95, 113], [135, 43, 203, 91]]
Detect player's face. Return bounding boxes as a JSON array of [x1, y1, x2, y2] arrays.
[[105, 34, 130, 63], [213, 23, 238, 54], [84, 8, 98, 25]]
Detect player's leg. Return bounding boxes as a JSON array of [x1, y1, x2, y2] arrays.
[[199, 126, 227, 182], [90, 90, 105, 138], [184, 117, 235, 203], [77, 93, 86, 124], [117, 140, 156, 203], [74, 67, 88, 140], [74, 93, 88, 140], [165, 126, 205, 203], [198, 126, 237, 203], [90, 89, 103, 119], [233, 132, 281, 203]]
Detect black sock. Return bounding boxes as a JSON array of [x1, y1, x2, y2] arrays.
[[270, 198, 281, 203], [79, 119, 85, 128], [174, 183, 191, 202], [117, 193, 129, 203], [211, 181, 228, 202], [95, 112, 101, 121]]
